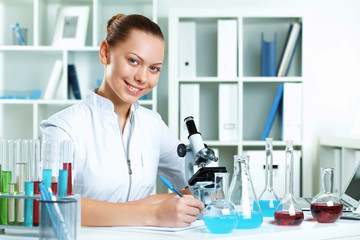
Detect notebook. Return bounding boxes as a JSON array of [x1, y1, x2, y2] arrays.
[[297, 161, 360, 220]]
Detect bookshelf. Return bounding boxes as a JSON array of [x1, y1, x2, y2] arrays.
[[168, 9, 304, 195], [0, 0, 158, 140], [318, 136, 360, 196]]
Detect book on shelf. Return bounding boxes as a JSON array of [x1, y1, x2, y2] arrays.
[[179, 22, 196, 78], [217, 19, 237, 78], [219, 83, 238, 141], [282, 83, 302, 142], [260, 83, 284, 141], [68, 64, 81, 100], [180, 84, 200, 141], [44, 60, 63, 99], [277, 21, 301, 77], [261, 32, 277, 76]]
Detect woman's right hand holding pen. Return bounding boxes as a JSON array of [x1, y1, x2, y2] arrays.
[[153, 195, 204, 228]]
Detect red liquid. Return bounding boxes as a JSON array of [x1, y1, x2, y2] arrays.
[[311, 203, 343, 223], [63, 163, 72, 195], [51, 182, 58, 196], [33, 181, 41, 226], [274, 211, 304, 226]]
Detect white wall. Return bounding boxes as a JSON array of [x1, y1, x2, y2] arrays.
[[155, 0, 360, 196]]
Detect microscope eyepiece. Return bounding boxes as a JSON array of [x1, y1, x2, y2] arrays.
[[184, 116, 199, 138]]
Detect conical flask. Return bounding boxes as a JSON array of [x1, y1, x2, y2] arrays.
[[258, 138, 280, 217], [310, 167, 343, 223], [274, 140, 304, 226], [203, 172, 238, 234], [229, 154, 263, 229]]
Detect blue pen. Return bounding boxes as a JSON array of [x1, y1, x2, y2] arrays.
[[159, 176, 183, 197]]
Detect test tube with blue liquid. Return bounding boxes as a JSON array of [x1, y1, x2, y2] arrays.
[[24, 139, 39, 227], [42, 140, 54, 190], [58, 140, 69, 198]]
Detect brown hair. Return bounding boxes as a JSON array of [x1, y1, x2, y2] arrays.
[[106, 14, 164, 46]]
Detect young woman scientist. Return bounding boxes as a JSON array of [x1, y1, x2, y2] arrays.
[[40, 14, 204, 227]]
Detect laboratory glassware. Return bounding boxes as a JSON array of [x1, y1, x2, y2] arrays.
[[257, 138, 280, 217], [62, 140, 73, 196], [24, 139, 39, 227], [203, 172, 238, 234], [41, 140, 55, 189], [229, 154, 263, 229], [310, 167, 343, 223], [1, 140, 13, 225], [33, 139, 42, 226], [58, 140, 70, 197], [8, 140, 17, 225], [16, 139, 29, 226], [274, 140, 304, 226]]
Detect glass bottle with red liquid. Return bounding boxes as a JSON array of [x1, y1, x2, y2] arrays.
[[274, 140, 304, 226], [310, 167, 343, 223]]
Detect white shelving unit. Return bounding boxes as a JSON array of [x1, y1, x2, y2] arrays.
[[168, 8, 304, 193], [0, 0, 158, 139], [318, 136, 360, 196]]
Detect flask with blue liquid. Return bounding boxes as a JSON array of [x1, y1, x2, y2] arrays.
[[257, 138, 281, 217], [229, 154, 263, 229], [203, 172, 238, 234]]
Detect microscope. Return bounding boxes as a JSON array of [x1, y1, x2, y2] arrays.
[[177, 116, 227, 206]]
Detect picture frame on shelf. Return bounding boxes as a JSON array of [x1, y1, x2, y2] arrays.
[[52, 6, 90, 47]]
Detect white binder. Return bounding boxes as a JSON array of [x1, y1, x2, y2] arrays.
[[219, 83, 238, 141], [217, 19, 237, 78], [180, 84, 200, 141], [179, 22, 196, 78], [282, 83, 302, 142]]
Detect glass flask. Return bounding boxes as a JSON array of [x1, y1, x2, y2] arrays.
[[310, 167, 343, 223], [274, 140, 304, 226], [229, 154, 263, 229], [203, 172, 238, 234], [257, 138, 280, 217]]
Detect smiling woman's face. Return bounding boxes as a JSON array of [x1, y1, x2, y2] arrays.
[[104, 29, 165, 104]]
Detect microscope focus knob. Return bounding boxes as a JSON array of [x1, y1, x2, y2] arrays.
[[177, 144, 187, 157]]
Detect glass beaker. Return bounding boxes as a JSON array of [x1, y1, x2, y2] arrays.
[[258, 138, 280, 217], [229, 154, 263, 229], [274, 140, 304, 226], [203, 172, 238, 234], [310, 167, 343, 223]]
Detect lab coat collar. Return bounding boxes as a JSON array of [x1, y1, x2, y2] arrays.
[[85, 89, 140, 115]]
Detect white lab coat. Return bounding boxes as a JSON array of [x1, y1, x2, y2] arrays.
[[40, 90, 187, 203]]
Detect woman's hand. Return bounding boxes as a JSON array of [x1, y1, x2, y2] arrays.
[[153, 195, 204, 228]]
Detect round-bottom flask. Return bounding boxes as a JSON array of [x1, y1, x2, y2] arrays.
[[203, 172, 238, 234], [274, 141, 304, 226], [310, 168, 343, 223], [229, 155, 263, 229]]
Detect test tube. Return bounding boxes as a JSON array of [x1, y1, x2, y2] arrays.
[[8, 140, 18, 225], [1, 140, 12, 225], [58, 140, 69, 197], [16, 139, 29, 226], [24, 139, 38, 227], [41, 140, 53, 189], [33, 139, 41, 226]]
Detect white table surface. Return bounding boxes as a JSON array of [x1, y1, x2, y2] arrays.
[[2, 212, 360, 240]]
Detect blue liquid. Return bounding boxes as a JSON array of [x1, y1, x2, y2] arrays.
[[42, 169, 52, 189], [236, 211, 263, 229], [204, 214, 238, 234], [58, 169, 68, 197], [255, 200, 281, 217], [24, 181, 34, 227]]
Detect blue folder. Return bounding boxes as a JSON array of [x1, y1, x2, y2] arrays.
[[260, 84, 284, 140]]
